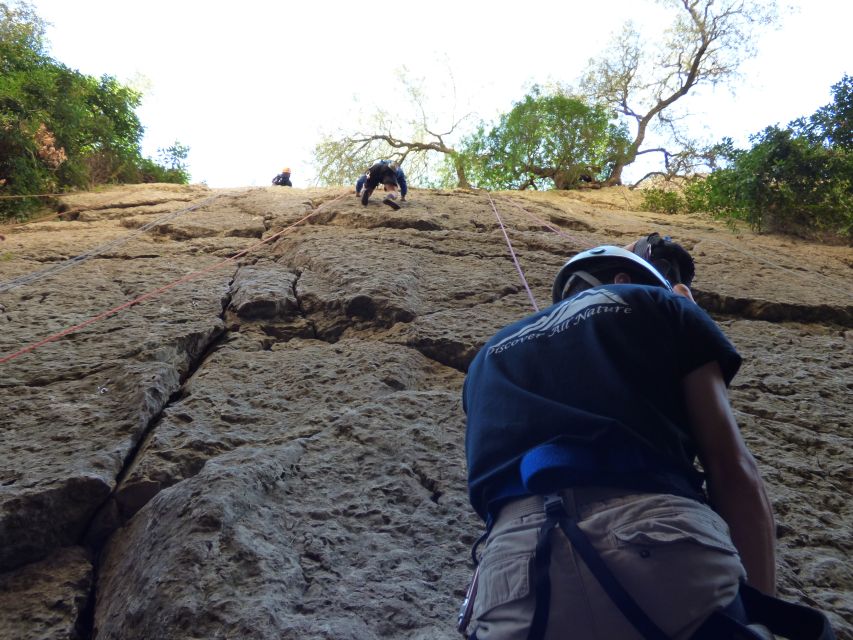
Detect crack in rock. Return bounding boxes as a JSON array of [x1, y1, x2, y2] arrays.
[[64, 279, 235, 640], [696, 291, 853, 327], [290, 269, 319, 339]]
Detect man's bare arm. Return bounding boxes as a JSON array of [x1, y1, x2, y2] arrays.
[[683, 360, 777, 594]]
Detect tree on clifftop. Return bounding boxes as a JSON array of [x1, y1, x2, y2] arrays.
[[581, 0, 779, 185], [314, 68, 473, 189], [794, 74, 853, 151], [0, 1, 190, 220], [314, 124, 470, 189], [462, 90, 630, 190]]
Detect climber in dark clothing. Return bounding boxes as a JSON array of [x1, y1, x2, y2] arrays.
[[272, 167, 292, 187], [357, 161, 405, 210], [459, 236, 786, 640], [356, 161, 408, 200]]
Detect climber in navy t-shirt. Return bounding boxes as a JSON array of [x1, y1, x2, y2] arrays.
[[459, 240, 777, 640], [356, 160, 408, 207]]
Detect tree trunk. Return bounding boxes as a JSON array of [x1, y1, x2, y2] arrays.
[[553, 171, 573, 190], [454, 156, 470, 189], [606, 116, 651, 186]]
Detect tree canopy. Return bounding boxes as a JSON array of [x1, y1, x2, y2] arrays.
[[0, 1, 189, 220], [642, 75, 853, 239], [313, 68, 473, 189], [462, 90, 630, 190], [793, 74, 853, 151], [314, 126, 469, 190], [582, 0, 779, 185]]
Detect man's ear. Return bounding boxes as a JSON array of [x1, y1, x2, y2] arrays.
[[613, 272, 632, 284]]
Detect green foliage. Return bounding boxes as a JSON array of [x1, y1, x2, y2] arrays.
[[313, 134, 392, 187], [0, 1, 189, 221], [639, 178, 724, 216], [652, 78, 853, 239], [707, 126, 851, 236], [681, 179, 714, 213], [792, 75, 853, 150], [430, 153, 465, 189], [641, 188, 684, 214], [136, 141, 191, 183], [462, 90, 629, 190]]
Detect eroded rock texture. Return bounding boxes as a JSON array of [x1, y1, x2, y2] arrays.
[[0, 183, 850, 639]]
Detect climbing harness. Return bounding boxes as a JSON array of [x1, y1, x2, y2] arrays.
[[460, 491, 835, 640], [526, 492, 671, 640], [526, 493, 835, 640]]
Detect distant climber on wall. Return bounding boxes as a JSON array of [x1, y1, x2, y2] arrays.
[[272, 167, 292, 187], [356, 160, 407, 209]]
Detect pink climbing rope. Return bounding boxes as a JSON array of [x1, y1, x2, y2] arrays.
[[502, 196, 586, 247], [485, 191, 539, 312], [0, 191, 349, 364]]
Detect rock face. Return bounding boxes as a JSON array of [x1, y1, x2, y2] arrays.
[[0, 183, 851, 639]]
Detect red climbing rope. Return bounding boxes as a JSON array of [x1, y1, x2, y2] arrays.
[[485, 191, 539, 312], [0, 191, 349, 364]]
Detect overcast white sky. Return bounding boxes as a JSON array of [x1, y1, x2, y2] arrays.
[[29, 0, 851, 187]]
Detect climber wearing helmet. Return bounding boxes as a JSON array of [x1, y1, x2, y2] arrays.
[[356, 160, 408, 209], [459, 235, 782, 640], [272, 167, 292, 187]]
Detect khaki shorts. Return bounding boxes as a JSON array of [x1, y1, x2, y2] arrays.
[[471, 488, 747, 640]]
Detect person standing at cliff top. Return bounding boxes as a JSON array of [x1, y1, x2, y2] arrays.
[[356, 160, 407, 209], [272, 167, 292, 187], [459, 234, 787, 639]]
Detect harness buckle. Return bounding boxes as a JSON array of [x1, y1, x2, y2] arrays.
[[542, 493, 567, 518], [456, 565, 480, 636]]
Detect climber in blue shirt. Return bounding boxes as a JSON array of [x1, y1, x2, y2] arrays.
[[459, 237, 779, 640]]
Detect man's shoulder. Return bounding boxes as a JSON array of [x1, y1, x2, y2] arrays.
[[480, 286, 679, 350], [603, 283, 694, 309]]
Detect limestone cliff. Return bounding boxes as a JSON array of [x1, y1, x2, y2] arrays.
[[0, 184, 850, 639]]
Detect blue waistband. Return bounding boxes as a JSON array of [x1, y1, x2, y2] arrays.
[[483, 443, 705, 522], [520, 442, 670, 493], [521, 442, 702, 503]]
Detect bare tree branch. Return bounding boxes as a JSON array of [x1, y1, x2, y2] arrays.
[[581, 0, 779, 184], [314, 64, 476, 188], [631, 170, 669, 188]]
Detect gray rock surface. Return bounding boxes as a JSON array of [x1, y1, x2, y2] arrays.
[[0, 546, 92, 640], [0, 184, 850, 638]]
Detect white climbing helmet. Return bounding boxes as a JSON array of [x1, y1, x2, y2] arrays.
[[552, 245, 672, 303]]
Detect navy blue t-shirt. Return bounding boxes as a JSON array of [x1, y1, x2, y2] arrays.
[[463, 284, 741, 520]]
